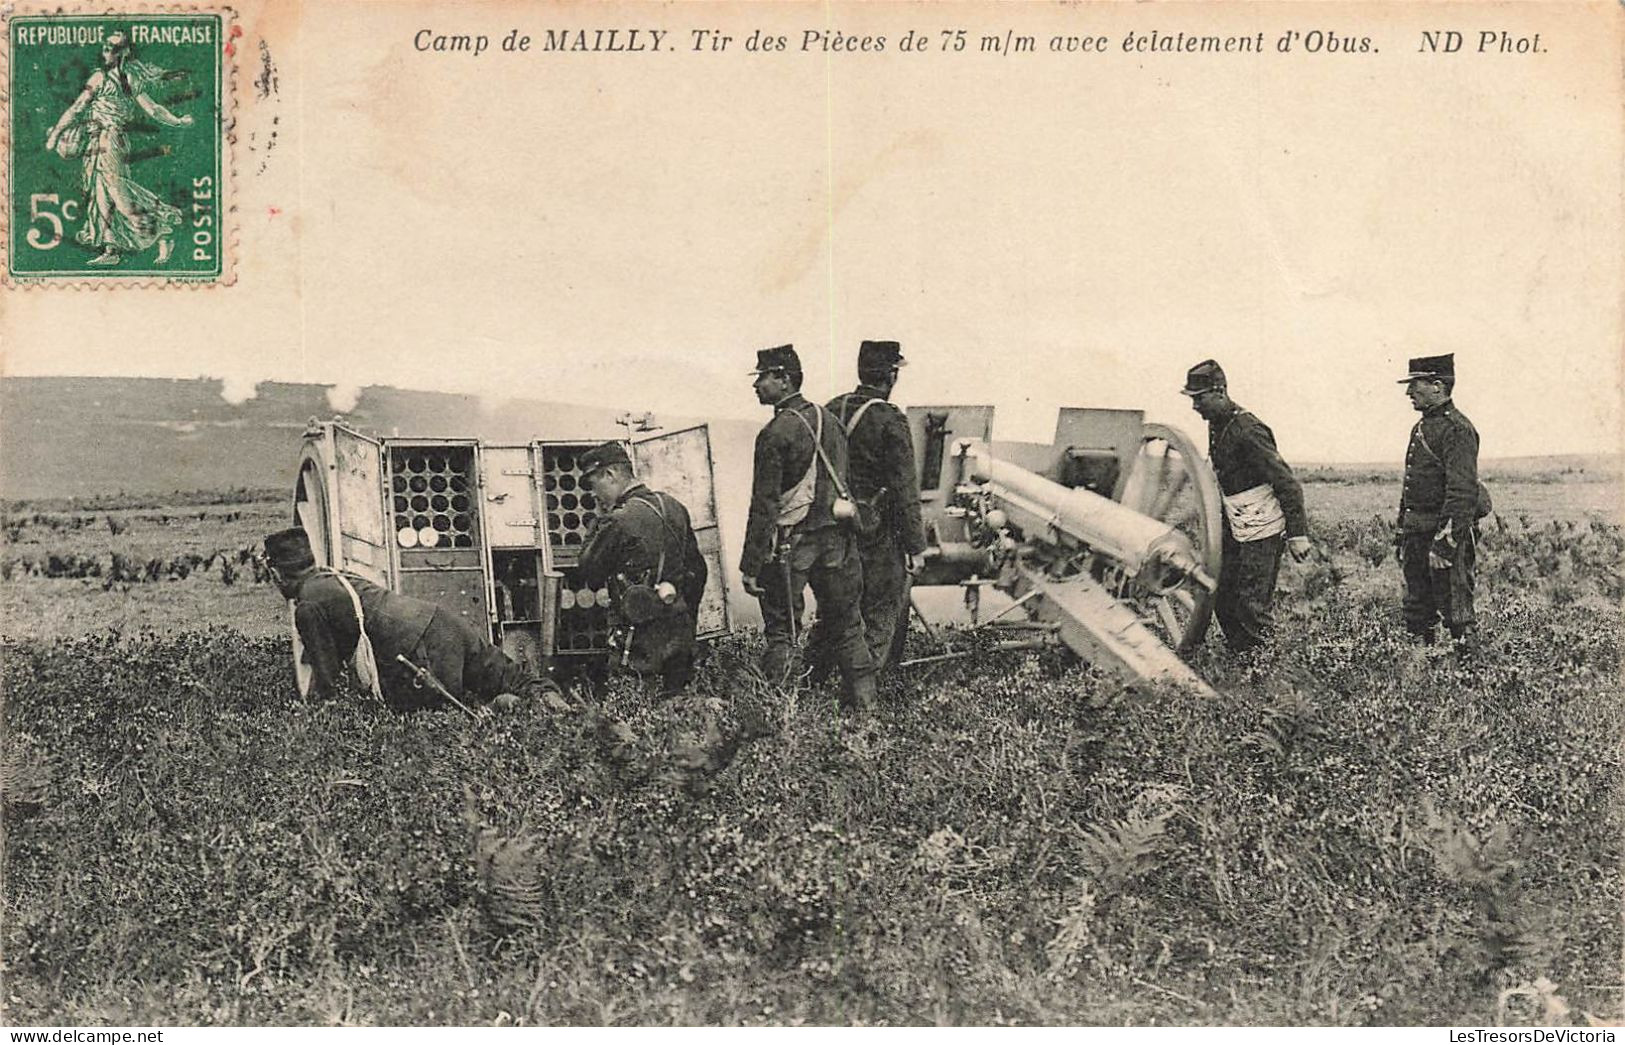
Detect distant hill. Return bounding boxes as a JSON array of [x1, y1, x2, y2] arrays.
[[1300, 453, 1620, 483], [0, 376, 758, 502], [5, 374, 1615, 504]]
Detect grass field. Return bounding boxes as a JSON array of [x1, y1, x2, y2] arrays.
[[2, 477, 1620, 1026]]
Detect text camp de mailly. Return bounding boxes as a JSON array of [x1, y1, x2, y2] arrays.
[[413, 28, 668, 55]]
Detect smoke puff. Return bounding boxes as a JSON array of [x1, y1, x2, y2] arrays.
[[218, 375, 260, 406], [327, 384, 362, 413]]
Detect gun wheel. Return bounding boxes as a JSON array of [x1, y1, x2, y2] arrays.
[[289, 447, 335, 698], [1118, 423, 1223, 653]]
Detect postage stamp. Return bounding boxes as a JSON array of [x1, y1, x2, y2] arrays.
[[4, 8, 234, 285]]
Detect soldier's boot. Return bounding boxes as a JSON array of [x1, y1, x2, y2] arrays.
[[657, 657, 695, 699], [802, 616, 835, 688], [759, 645, 796, 689], [1407, 626, 1437, 646], [842, 670, 878, 713]]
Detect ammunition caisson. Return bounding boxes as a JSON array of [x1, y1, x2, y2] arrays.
[[292, 419, 730, 683]]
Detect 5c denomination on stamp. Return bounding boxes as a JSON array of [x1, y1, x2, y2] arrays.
[[4, 7, 235, 285]]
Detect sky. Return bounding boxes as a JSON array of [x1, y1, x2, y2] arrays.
[[4, 0, 1620, 463]]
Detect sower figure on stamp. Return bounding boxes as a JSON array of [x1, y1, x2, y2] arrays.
[[266, 527, 559, 713], [575, 441, 709, 698], [43, 31, 191, 267], [1396, 354, 1484, 658], [1181, 360, 1312, 654], [739, 345, 879, 710], [824, 340, 926, 677]]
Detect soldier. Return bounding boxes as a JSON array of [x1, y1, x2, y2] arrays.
[[1181, 360, 1312, 653], [265, 527, 558, 712], [576, 441, 709, 696], [1396, 353, 1482, 655], [739, 344, 878, 710], [826, 340, 927, 674]]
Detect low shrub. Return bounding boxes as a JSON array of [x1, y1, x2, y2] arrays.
[[2, 565, 1619, 1025]]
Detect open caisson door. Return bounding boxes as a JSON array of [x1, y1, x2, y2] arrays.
[[293, 422, 391, 584], [630, 424, 731, 638], [290, 423, 391, 696]]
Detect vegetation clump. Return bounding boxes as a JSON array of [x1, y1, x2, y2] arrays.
[[3, 572, 1619, 1025]]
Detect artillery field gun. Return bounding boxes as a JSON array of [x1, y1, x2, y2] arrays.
[[290, 418, 730, 683], [906, 406, 1224, 697]]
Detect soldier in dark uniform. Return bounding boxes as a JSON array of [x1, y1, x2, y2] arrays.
[[1396, 353, 1481, 654], [826, 339, 927, 674], [1181, 360, 1313, 653], [739, 344, 878, 710], [576, 441, 709, 696], [266, 527, 554, 711]]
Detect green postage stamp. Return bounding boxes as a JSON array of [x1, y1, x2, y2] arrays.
[[4, 8, 234, 285]]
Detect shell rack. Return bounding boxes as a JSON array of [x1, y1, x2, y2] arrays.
[[539, 444, 610, 655], [390, 448, 477, 550], [386, 443, 490, 629]]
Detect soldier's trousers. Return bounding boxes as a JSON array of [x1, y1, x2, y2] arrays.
[[856, 529, 911, 672], [1401, 530, 1477, 639], [381, 608, 543, 710], [757, 526, 877, 703], [1215, 530, 1284, 653]]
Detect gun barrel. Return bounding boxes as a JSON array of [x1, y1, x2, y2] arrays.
[[963, 442, 1203, 582]]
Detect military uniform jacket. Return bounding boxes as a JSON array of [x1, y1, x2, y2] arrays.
[[1208, 407, 1309, 539], [828, 385, 927, 554], [578, 483, 708, 614], [1400, 400, 1480, 538], [293, 571, 438, 695], [741, 392, 852, 578]]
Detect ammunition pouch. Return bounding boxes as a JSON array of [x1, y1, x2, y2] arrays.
[[849, 486, 889, 537], [620, 583, 663, 624], [621, 582, 688, 625]]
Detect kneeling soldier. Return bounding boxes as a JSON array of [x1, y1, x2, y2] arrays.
[[266, 527, 555, 711], [577, 441, 709, 696]]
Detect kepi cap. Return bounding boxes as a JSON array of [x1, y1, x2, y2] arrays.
[[1399, 353, 1455, 383], [1179, 359, 1227, 397], [749, 344, 802, 376], [578, 441, 632, 480], [858, 340, 907, 370], [265, 527, 316, 571]]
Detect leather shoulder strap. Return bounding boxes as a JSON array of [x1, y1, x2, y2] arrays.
[[789, 405, 852, 499], [844, 397, 881, 437]]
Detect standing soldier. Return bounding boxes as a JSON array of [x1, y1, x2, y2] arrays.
[[1181, 360, 1312, 653], [739, 345, 878, 710], [1396, 354, 1482, 655], [576, 441, 709, 697], [826, 340, 926, 674], [266, 527, 559, 712]]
